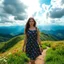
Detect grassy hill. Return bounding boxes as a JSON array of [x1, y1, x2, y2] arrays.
[[0, 33, 24, 42], [0, 40, 29, 64], [0, 34, 64, 64], [41, 30, 64, 40], [0, 32, 59, 53], [0, 35, 24, 53], [0, 34, 15, 42], [40, 32, 58, 41], [0, 40, 64, 64]]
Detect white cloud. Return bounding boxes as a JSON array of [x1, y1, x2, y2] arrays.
[[0, 0, 64, 26], [42, 4, 50, 12], [0, 0, 28, 26], [47, 0, 64, 25], [34, 0, 64, 25], [21, 0, 41, 18], [0, 0, 42, 26]]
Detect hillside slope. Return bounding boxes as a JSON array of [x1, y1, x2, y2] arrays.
[[0, 32, 59, 54], [40, 32, 58, 41], [0, 35, 24, 53]]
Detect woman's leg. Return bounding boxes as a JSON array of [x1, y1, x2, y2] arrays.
[[30, 59, 35, 64]]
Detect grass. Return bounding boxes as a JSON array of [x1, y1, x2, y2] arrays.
[[45, 41, 64, 64], [0, 35, 24, 53], [0, 40, 24, 57], [0, 51, 30, 64], [0, 40, 30, 64], [7, 51, 30, 64], [0, 40, 64, 64]]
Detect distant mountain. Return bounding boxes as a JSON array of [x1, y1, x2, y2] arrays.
[[0, 25, 24, 42], [38, 25, 64, 40], [0, 25, 25, 35], [38, 25, 64, 31], [40, 32, 58, 41], [0, 33, 24, 42], [0, 25, 64, 42], [41, 30, 64, 40], [0, 25, 64, 35]]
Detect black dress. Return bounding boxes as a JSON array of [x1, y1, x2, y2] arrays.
[[25, 29, 42, 60]]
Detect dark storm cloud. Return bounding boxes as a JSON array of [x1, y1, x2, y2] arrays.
[[49, 8, 64, 18], [0, 7, 10, 23], [0, 16, 13, 23], [46, 0, 64, 19], [61, 0, 64, 5], [0, 0, 28, 23], [14, 14, 27, 20], [3, 0, 27, 15]]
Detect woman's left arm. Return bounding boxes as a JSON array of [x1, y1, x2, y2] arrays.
[[37, 29, 43, 52], [37, 29, 42, 47]]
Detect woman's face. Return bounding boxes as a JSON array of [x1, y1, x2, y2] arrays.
[[29, 19, 34, 26]]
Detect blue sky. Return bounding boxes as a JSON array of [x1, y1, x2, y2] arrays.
[[0, 0, 64, 26], [39, 0, 51, 5]]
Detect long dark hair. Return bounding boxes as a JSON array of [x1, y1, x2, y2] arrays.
[[24, 17, 37, 37]]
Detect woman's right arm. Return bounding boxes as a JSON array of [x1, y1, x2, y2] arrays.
[[23, 34, 27, 49], [22, 32, 27, 52]]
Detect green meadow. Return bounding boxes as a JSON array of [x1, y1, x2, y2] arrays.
[[0, 33, 64, 64], [42, 41, 64, 64]]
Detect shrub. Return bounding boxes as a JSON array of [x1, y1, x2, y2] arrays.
[[7, 51, 30, 64]]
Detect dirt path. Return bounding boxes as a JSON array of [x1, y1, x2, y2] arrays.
[[28, 47, 49, 64]]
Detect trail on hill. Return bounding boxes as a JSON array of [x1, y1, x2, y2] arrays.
[[28, 47, 49, 64]]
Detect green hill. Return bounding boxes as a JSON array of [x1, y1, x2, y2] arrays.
[[0, 35, 24, 53], [40, 32, 58, 41], [0, 32, 59, 53], [0, 34, 14, 42]]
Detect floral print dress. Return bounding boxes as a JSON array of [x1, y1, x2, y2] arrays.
[[25, 29, 42, 60]]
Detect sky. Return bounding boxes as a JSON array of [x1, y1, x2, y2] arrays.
[[0, 0, 64, 26]]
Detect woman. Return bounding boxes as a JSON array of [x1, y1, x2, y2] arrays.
[[22, 17, 43, 64]]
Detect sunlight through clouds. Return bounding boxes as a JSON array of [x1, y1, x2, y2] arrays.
[[0, 0, 64, 26], [21, 0, 41, 18], [34, 0, 64, 25]]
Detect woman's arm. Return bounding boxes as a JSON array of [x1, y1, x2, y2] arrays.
[[37, 29, 42, 47], [37, 29, 43, 52], [22, 33, 27, 51]]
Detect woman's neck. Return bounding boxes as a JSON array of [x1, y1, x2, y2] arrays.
[[29, 26, 36, 30], [30, 26, 34, 28]]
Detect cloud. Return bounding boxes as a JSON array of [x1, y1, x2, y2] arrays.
[[48, 0, 64, 18], [14, 14, 27, 20], [48, 8, 64, 18], [21, 0, 41, 18], [3, 0, 27, 20], [33, 0, 64, 25], [0, 0, 28, 24], [61, 0, 64, 5], [0, 0, 64, 26]]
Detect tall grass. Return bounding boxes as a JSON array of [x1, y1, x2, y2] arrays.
[[0, 51, 30, 64], [45, 41, 64, 64]]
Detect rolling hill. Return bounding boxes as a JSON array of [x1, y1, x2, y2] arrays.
[[0, 35, 24, 53], [0, 32, 59, 53], [41, 30, 64, 40], [40, 32, 58, 41]]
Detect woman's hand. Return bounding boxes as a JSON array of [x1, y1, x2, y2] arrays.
[[22, 47, 24, 52], [40, 47, 43, 53], [22, 46, 26, 53]]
